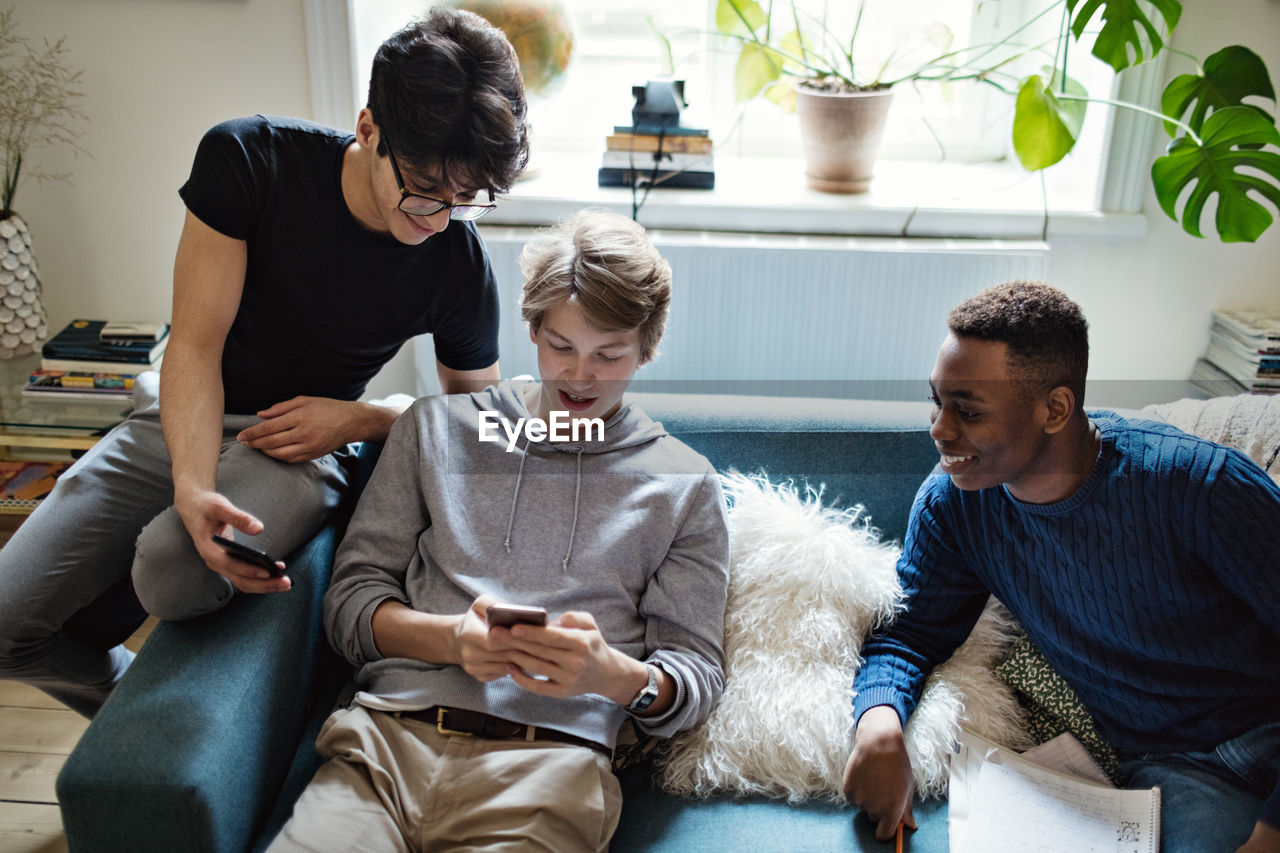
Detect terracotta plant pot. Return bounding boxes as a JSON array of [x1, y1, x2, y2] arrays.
[[794, 84, 894, 194]]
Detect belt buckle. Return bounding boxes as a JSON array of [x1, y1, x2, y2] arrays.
[[436, 708, 473, 738]]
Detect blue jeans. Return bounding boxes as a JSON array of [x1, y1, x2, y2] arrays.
[[1120, 721, 1280, 853]]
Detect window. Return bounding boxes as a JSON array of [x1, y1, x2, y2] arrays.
[[312, 0, 1161, 237], [352, 2, 1049, 159]]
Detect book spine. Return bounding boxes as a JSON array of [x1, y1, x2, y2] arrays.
[[1207, 332, 1280, 374], [598, 167, 715, 189], [28, 371, 135, 390], [605, 133, 714, 154], [1211, 319, 1278, 355], [601, 150, 714, 171], [1213, 310, 1280, 342], [613, 124, 710, 137], [21, 387, 135, 402], [41, 347, 159, 364], [39, 357, 159, 375]]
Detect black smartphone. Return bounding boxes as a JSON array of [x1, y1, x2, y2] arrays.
[[211, 534, 286, 578], [486, 603, 548, 628]]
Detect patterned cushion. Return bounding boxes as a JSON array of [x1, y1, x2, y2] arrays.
[[995, 634, 1122, 784]]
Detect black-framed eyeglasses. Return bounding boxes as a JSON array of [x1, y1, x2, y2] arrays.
[[385, 139, 496, 222]]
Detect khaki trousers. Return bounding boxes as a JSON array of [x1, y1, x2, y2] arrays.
[[266, 705, 623, 853]]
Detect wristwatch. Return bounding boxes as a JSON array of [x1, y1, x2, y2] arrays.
[[626, 663, 660, 713]]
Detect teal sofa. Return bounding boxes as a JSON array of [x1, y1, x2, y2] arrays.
[[57, 393, 949, 852]]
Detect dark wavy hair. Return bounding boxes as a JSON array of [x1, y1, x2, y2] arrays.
[[366, 6, 529, 194], [947, 280, 1090, 406]]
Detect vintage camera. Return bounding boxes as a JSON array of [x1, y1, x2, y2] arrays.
[[631, 79, 687, 133]]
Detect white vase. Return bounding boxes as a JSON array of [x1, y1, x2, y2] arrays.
[[0, 214, 50, 359]]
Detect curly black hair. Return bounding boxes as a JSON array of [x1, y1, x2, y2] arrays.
[[366, 6, 530, 194], [947, 280, 1089, 404]]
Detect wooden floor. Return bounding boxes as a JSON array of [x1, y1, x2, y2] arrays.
[[0, 619, 155, 853]]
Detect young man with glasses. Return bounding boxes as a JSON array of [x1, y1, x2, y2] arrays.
[[0, 7, 528, 718]]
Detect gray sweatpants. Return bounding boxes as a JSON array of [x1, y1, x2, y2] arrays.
[[0, 372, 352, 716]]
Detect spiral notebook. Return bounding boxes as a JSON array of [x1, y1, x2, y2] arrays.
[[950, 730, 1160, 853]]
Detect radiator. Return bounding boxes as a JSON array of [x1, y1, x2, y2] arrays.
[[415, 228, 1049, 399]]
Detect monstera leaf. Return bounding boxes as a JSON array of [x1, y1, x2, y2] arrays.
[[1066, 0, 1181, 72], [1012, 72, 1089, 170], [1161, 45, 1275, 137], [1152, 106, 1280, 242]]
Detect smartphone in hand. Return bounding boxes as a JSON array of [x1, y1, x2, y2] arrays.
[[486, 603, 548, 628], [211, 534, 287, 578]]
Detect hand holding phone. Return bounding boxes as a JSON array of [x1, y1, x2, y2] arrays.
[[211, 534, 287, 578], [485, 603, 548, 629]]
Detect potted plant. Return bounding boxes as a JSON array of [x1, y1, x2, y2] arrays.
[[0, 6, 87, 358], [681, 0, 1280, 242], [704, 0, 955, 193]]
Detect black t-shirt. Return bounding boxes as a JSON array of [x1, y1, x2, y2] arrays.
[[178, 115, 500, 414]]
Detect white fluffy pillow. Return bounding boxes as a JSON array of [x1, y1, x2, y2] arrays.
[[657, 472, 1028, 803]]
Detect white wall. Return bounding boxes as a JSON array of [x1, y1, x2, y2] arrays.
[[6, 0, 1280, 405], [1052, 0, 1280, 398], [5, 0, 320, 372]]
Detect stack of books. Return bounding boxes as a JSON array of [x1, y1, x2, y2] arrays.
[[24, 319, 169, 401], [1187, 358, 1249, 397], [599, 124, 715, 190], [1199, 308, 1280, 394]]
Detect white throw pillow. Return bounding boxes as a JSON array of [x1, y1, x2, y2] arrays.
[[657, 472, 1029, 802]]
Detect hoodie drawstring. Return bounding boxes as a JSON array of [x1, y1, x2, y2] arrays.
[[562, 449, 583, 572], [503, 439, 583, 573], [503, 436, 530, 554]]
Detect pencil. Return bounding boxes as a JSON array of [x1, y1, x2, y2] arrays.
[[895, 821, 903, 853]]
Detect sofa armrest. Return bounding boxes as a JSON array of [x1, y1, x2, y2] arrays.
[[56, 442, 383, 853], [55, 522, 349, 853]]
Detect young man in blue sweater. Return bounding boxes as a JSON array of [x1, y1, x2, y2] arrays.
[[844, 281, 1280, 853]]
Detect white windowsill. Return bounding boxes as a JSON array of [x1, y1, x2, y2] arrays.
[[485, 151, 1148, 241]]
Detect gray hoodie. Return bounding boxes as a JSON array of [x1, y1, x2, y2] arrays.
[[324, 380, 730, 748]]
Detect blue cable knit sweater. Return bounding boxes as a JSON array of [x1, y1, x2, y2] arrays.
[[854, 412, 1280, 824]]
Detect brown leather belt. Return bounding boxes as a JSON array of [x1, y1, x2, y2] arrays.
[[400, 706, 611, 758]]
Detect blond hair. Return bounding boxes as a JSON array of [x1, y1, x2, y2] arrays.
[[519, 210, 671, 363]]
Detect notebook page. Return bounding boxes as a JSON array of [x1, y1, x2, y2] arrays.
[[948, 731, 990, 852], [1020, 732, 1112, 786], [962, 748, 1159, 853]]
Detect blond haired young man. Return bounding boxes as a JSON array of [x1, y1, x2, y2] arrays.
[[267, 211, 730, 852]]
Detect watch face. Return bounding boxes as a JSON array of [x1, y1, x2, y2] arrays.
[[631, 690, 657, 712], [628, 665, 660, 712]]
